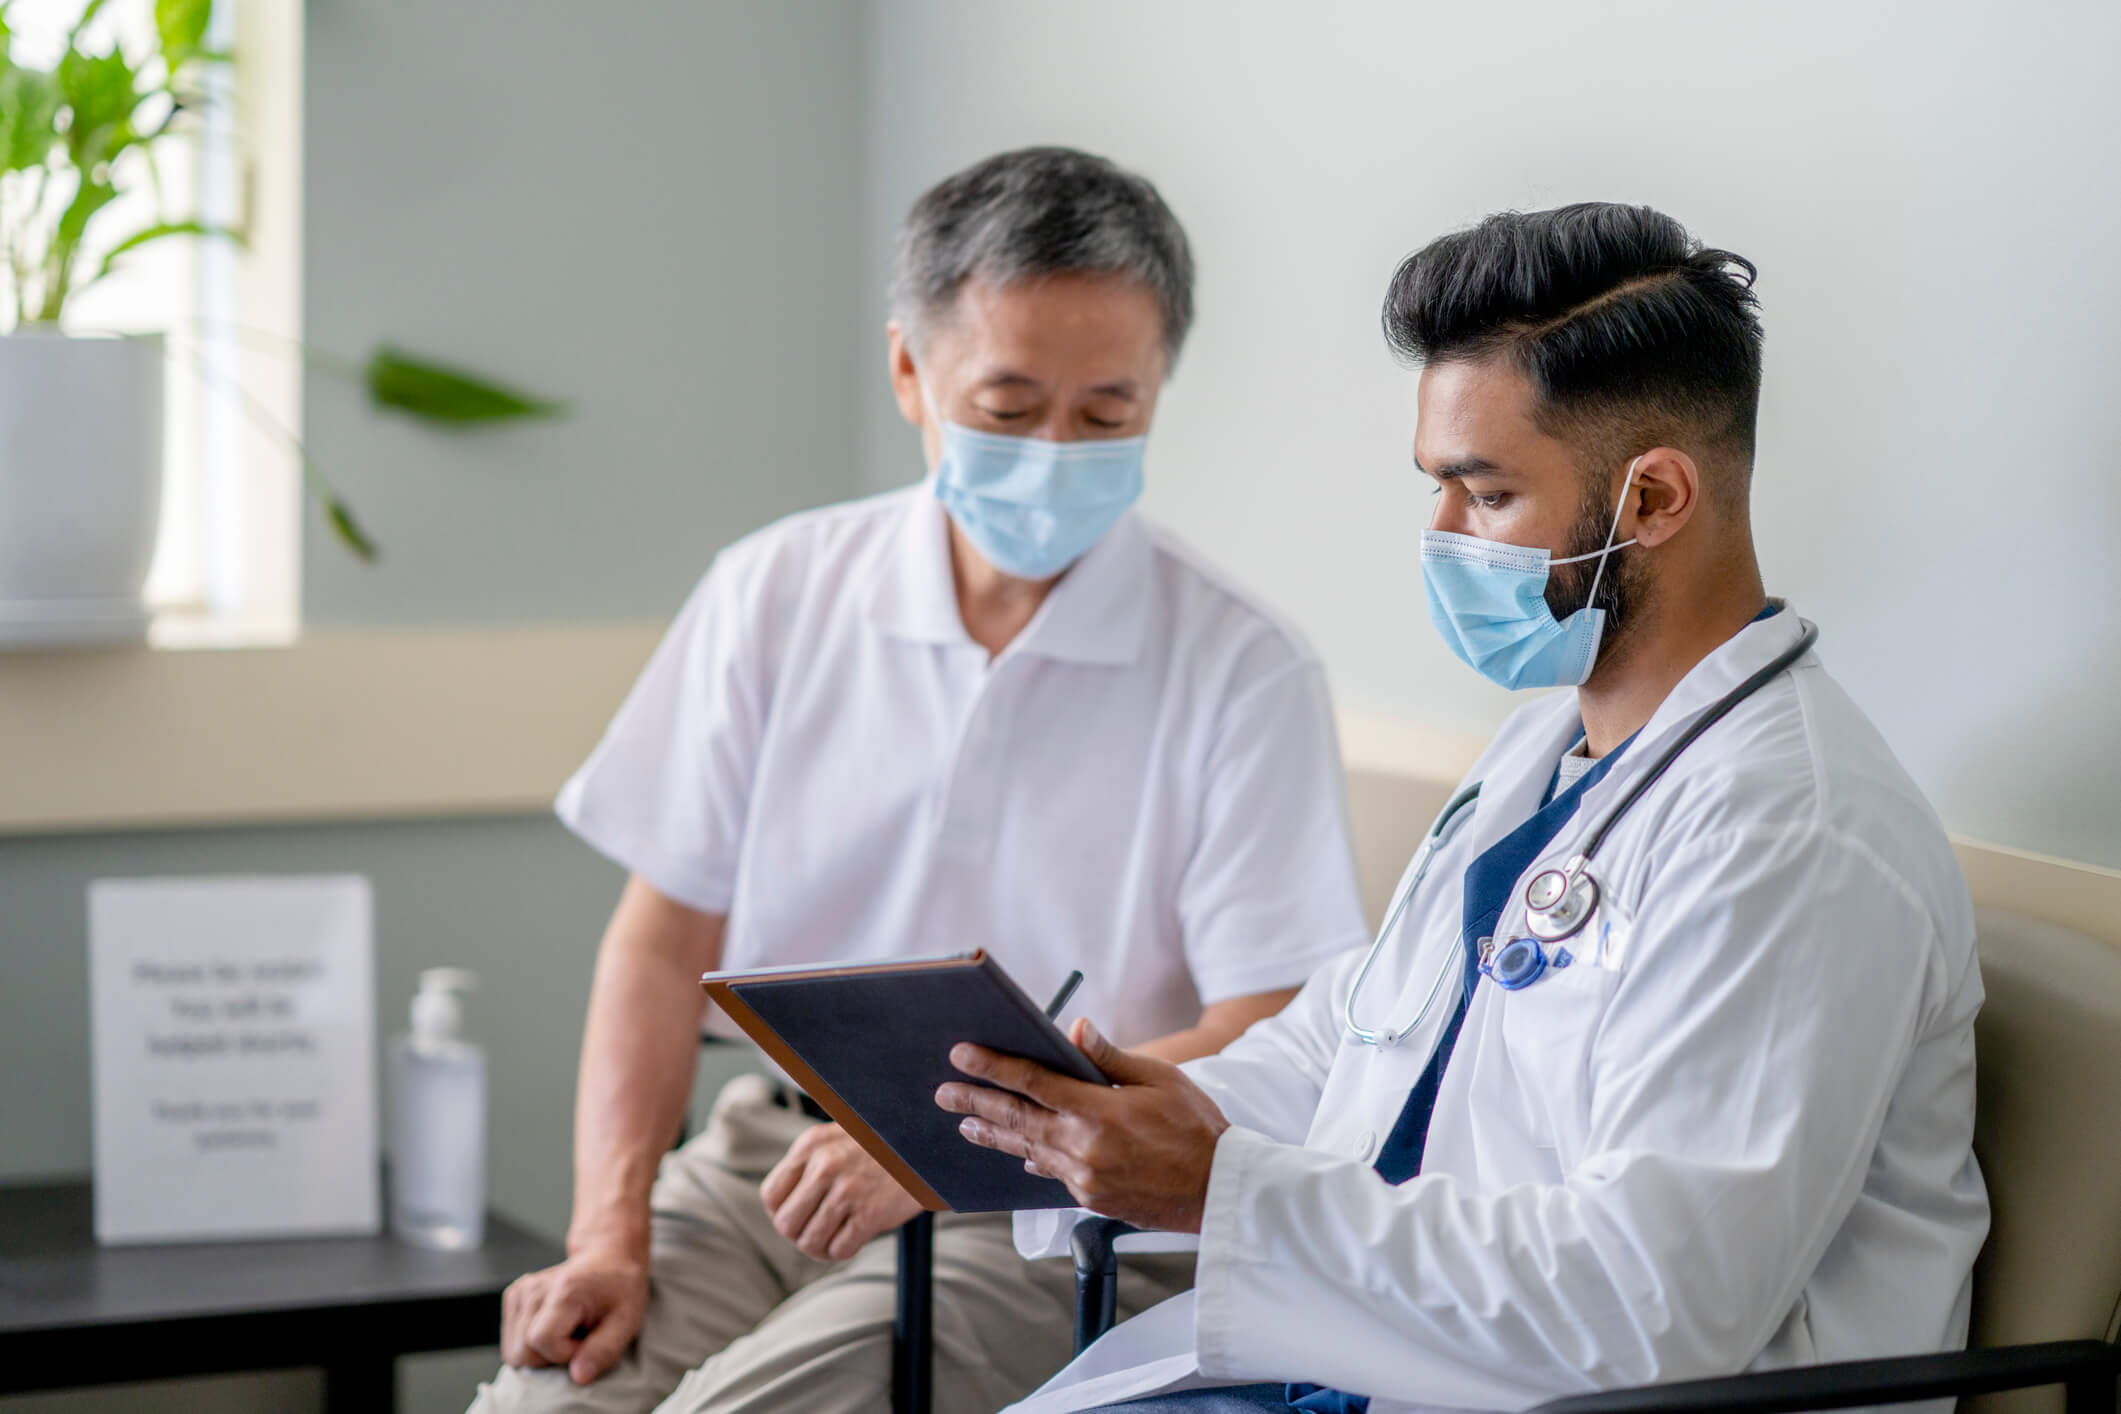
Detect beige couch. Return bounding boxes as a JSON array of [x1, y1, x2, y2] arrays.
[[1342, 763, 2121, 1414]]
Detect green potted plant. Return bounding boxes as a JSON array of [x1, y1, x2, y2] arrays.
[[0, 0, 559, 647]]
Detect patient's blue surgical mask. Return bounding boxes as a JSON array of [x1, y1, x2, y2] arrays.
[[924, 384, 1145, 581], [1419, 457, 1642, 691]]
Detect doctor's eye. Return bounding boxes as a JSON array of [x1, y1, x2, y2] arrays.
[[1465, 490, 1509, 510], [978, 406, 1033, 422]]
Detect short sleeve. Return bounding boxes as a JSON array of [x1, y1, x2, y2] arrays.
[[555, 556, 769, 915], [1178, 657, 1371, 1002]]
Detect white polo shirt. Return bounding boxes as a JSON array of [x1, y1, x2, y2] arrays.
[[556, 485, 1369, 1046]]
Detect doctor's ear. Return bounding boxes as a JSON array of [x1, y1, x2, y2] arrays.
[[887, 323, 926, 430], [1623, 448, 1700, 549]]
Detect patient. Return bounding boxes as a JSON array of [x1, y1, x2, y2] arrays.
[[468, 146, 1370, 1414]]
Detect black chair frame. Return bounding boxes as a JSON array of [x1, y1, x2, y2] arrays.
[[1065, 1216, 2121, 1414], [1529, 1339, 2120, 1414], [693, 1040, 943, 1414]]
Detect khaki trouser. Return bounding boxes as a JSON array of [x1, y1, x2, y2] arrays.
[[471, 1074, 1195, 1414]]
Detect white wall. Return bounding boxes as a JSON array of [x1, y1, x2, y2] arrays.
[[857, 0, 2121, 871], [305, 0, 862, 625]]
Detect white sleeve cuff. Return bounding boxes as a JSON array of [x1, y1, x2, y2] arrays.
[[1013, 1207, 1206, 1262], [1192, 1124, 1270, 1379]]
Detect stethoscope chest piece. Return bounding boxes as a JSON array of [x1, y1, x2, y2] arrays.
[[1488, 937, 1547, 990], [1524, 858, 1599, 943]]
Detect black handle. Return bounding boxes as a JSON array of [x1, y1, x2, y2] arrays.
[[1069, 1216, 1141, 1355], [1529, 1339, 2120, 1414]]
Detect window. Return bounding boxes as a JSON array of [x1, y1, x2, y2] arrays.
[[16, 0, 302, 645]]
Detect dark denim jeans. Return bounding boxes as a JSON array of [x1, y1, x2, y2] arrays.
[[1095, 1386, 1292, 1412]]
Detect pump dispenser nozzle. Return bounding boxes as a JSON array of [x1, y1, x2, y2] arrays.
[[410, 967, 478, 1049]]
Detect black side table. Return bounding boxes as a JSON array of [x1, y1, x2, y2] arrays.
[[0, 1179, 564, 1412]]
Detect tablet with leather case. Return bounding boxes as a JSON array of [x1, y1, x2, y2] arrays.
[[700, 950, 1107, 1212]]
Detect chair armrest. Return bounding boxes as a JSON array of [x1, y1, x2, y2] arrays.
[[1529, 1340, 2120, 1414], [1069, 1216, 1142, 1355]]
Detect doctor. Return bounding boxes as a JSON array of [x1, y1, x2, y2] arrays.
[[938, 202, 1989, 1413]]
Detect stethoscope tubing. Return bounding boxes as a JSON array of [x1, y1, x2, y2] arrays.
[[1343, 782, 1480, 1046], [1344, 619, 1821, 1046]]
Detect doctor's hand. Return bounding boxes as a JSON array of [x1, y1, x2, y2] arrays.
[[500, 1247, 648, 1384], [761, 1122, 925, 1260], [938, 1018, 1230, 1234]]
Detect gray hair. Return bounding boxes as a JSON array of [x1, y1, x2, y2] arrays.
[[891, 147, 1196, 364]]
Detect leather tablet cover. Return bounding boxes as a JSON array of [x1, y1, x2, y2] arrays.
[[701, 951, 1108, 1212]]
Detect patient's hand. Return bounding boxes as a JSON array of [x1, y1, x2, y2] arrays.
[[938, 1017, 1230, 1233], [500, 1247, 649, 1385], [761, 1121, 925, 1260]]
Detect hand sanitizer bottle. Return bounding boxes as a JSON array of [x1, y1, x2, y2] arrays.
[[389, 968, 486, 1250]]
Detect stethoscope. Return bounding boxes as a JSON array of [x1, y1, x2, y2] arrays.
[[1344, 621, 1821, 1047]]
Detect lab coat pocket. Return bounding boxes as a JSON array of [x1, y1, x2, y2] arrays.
[[1495, 952, 1621, 1157]]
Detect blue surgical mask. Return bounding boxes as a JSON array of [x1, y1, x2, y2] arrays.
[[925, 389, 1145, 581], [1418, 458, 1641, 690]]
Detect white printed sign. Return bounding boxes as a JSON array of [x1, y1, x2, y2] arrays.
[[89, 875, 379, 1244]]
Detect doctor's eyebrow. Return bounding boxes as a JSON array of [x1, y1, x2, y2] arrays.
[[1415, 455, 1502, 481]]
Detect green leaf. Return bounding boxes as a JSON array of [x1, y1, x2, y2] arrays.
[[324, 494, 379, 562], [0, 65, 60, 172], [364, 346, 566, 424], [91, 217, 242, 282], [154, 0, 210, 69], [57, 44, 138, 171]]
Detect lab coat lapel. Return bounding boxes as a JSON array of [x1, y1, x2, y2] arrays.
[[1566, 605, 1812, 825], [1462, 699, 1584, 858]]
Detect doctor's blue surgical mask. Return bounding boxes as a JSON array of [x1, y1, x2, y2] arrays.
[[923, 382, 1146, 581], [1419, 457, 1642, 691]]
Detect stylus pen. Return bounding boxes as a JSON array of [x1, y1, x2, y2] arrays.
[[1045, 969, 1084, 1020]]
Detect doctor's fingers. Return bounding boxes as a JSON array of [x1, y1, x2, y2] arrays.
[[947, 1043, 1097, 1111], [959, 1112, 1094, 1193], [936, 1075, 1086, 1150]]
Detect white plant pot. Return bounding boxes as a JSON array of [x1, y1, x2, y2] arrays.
[[0, 330, 164, 647]]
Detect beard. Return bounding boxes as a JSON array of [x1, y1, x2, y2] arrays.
[[1543, 478, 1651, 667]]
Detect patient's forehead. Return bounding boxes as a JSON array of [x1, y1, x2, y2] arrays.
[[929, 274, 1166, 388]]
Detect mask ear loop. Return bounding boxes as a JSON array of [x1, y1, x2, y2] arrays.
[[916, 372, 955, 482], [1551, 455, 1645, 616], [917, 369, 941, 430]]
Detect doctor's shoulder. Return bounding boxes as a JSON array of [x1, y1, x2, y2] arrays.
[[1622, 667, 1974, 980]]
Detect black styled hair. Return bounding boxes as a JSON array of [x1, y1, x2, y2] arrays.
[[1383, 203, 1763, 499]]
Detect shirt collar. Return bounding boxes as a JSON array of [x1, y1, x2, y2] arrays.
[[1570, 599, 1814, 817], [866, 486, 1152, 667], [1463, 600, 1811, 850]]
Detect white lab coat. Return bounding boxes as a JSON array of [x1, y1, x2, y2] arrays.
[[1009, 608, 1989, 1414]]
